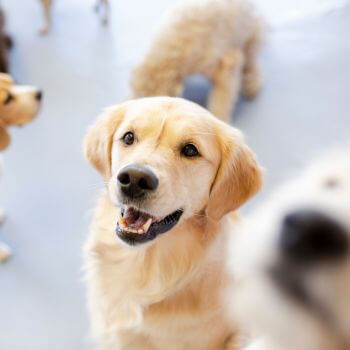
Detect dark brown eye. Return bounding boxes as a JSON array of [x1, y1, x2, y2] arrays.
[[181, 144, 199, 157], [122, 132, 135, 145], [3, 93, 13, 105]]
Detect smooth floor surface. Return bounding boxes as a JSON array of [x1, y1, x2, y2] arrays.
[[0, 0, 349, 349]]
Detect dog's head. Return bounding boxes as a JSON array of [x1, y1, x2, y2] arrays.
[[84, 97, 261, 247], [0, 73, 42, 151], [230, 149, 350, 350]]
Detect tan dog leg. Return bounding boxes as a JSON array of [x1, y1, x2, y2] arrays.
[[241, 34, 262, 100], [39, 0, 52, 35], [208, 49, 244, 122], [0, 242, 11, 263]]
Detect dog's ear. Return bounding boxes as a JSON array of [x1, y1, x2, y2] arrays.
[[206, 126, 263, 221], [83, 104, 126, 179], [0, 125, 10, 151]]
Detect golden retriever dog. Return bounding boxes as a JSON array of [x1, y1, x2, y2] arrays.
[[83, 97, 262, 350], [130, 0, 264, 122], [0, 73, 42, 151], [39, 0, 110, 35], [227, 149, 350, 350], [0, 73, 42, 263]]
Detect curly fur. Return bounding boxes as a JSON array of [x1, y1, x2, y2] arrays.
[[131, 0, 264, 122]]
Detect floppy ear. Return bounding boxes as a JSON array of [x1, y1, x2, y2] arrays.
[[83, 104, 126, 179], [206, 127, 263, 221], [0, 125, 10, 151]]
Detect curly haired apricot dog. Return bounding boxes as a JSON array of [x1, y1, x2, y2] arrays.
[[83, 97, 262, 350], [131, 0, 264, 122]]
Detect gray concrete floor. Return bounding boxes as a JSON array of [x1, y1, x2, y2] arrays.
[[0, 0, 349, 349]]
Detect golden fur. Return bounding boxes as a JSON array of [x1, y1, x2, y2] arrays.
[[0, 73, 41, 263], [83, 97, 262, 350], [131, 0, 264, 122], [0, 73, 41, 151]]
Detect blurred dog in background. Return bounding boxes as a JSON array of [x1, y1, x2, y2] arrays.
[[131, 0, 264, 122], [39, 0, 110, 35], [228, 149, 350, 350], [0, 73, 42, 263], [0, 73, 42, 150], [0, 7, 12, 72]]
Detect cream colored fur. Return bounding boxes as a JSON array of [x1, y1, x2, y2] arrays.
[[131, 0, 264, 122], [83, 97, 262, 349], [228, 148, 350, 350]]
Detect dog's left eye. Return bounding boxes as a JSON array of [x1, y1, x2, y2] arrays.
[[122, 132, 135, 145], [3, 93, 13, 105], [181, 144, 199, 157]]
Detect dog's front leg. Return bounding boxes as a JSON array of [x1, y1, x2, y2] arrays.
[[0, 241, 11, 263], [241, 34, 263, 100], [208, 49, 244, 122], [39, 0, 52, 35]]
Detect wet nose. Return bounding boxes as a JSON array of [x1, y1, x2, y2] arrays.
[[35, 90, 43, 101], [279, 209, 348, 264], [117, 165, 159, 199]]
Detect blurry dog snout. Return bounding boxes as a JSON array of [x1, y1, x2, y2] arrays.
[[117, 165, 159, 199], [279, 210, 348, 264], [35, 90, 43, 101]]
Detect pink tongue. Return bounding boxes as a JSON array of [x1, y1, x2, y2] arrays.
[[124, 207, 151, 230]]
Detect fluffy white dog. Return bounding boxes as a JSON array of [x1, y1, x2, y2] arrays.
[[228, 149, 350, 350]]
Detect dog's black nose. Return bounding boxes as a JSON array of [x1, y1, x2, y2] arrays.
[[279, 209, 348, 264], [117, 165, 159, 198], [35, 90, 43, 101]]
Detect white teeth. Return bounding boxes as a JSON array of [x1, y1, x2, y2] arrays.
[[118, 217, 153, 235], [142, 218, 153, 233]]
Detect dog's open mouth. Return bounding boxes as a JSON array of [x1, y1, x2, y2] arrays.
[[116, 206, 183, 245]]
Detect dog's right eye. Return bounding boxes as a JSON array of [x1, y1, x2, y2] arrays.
[[122, 132, 135, 145], [181, 144, 199, 157]]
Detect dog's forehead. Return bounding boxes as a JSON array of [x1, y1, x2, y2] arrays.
[[123, 98, 217, 140]]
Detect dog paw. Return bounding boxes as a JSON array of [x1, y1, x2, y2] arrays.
[[0, 243, 11, 263], [39, 26, 49, 35], [101, 16, 109, 26], [242, 70, 262, 100]]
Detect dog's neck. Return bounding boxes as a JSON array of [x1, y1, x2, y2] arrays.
[[85, 192, 226, 330]]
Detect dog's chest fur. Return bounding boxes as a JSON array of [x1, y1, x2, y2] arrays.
[[85, 194, 236, 349]]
